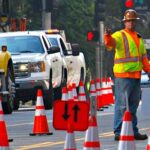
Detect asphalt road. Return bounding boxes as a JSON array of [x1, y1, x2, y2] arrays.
[[3, 102, 150, 150]]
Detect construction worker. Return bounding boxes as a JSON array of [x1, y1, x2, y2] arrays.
[[104, 9, 150, 141]]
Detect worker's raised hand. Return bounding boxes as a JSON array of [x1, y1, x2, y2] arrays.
[[104, 27, 112, 35]]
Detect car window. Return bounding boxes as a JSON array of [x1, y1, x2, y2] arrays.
[[0, 36, 45, 53]]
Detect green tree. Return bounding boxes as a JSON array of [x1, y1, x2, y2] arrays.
[[53, 0, 96, 76]]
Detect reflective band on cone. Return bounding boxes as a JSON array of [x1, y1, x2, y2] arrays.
[[78, 81, 86, 101], [72, 83, 78, 100], [61, 87, 68, 101]]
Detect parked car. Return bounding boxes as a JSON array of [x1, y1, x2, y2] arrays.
[[141, 70, 150, 88]]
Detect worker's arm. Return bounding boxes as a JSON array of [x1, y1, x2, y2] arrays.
[[104, 27, 116, 51]]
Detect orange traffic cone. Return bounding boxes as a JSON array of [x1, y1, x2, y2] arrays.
[[0, 96, 10, 149], [61, 87, 68, 101], [30, 89, 53, 136], [106, 77, 114, 105], [72, 83, 78, 100], [78, 81, 86, 101], [146, 132, 150, 150], [118, 111, 136, 150], [68, 85, 73, 101], [83, 116, 101, 150], [90, 80, 96, 97], [96, 78, 103, 110], [64, 123, 76, 150]]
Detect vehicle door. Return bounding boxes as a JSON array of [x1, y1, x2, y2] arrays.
[[42, 36, 63, 88], [59, 38, 81, 86]]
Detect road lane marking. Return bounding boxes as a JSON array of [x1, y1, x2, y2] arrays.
[[16, 127, 150, 150], [7, 112, 113, 127]]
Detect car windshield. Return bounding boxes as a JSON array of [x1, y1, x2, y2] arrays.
[[0, 36, 45, 53], [47, 37, 59, 47]]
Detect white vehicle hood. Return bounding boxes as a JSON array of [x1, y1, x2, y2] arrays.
[[11, 53, 45, 62]]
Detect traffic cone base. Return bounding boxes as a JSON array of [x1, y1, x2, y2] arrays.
[[118, 141, 136, 150]]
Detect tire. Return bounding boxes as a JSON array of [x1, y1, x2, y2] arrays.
[[43, 75, 54, 110], [2, 63, 15, 114], [76, 68, 85, 94], [54, 68, 67, 100], [13, 98, 19, 110]]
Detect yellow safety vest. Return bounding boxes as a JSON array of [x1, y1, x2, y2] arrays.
[[112, 30, 147, 73]]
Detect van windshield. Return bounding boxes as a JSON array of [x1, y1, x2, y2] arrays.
[[0, 36, 45, 53], [47, 37, 59, 47]]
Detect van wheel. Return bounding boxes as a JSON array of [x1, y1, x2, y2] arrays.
[[2, 64, 15, 114], [43, 78, 54, 109], [13, 98, 19, 110]]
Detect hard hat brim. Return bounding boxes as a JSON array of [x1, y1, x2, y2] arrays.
[[122, 17, 140, 21]]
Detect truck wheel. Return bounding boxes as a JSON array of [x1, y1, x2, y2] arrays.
[[13, 98, 19, 110], [2, 64, 15, 114], [43, 78, 54, 110]]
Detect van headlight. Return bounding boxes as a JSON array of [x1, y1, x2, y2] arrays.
[[29, 61, 45, 72]]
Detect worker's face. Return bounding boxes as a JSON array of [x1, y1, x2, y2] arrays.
[[124, 20, 137, 31]]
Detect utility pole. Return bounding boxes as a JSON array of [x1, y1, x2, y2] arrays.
[[99, 21, 105, 80], [95, 0, 106, 80], [42, 0, 51, 29]]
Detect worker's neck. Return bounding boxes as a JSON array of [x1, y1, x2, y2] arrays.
[[124, 28, 135, 33]]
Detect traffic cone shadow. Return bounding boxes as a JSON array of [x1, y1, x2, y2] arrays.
[[64, 123, 76, 150], [30, 89, 53, 136], [83, 115, 101, 150], [0, 96, 11, 149], [118, 111, 136, 150]]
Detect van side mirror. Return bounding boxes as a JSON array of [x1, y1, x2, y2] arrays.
[[48, 46, 60, 54], [71, 43, 80, 56]]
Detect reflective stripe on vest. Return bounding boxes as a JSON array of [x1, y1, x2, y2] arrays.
[[114, 32, 142, 64]]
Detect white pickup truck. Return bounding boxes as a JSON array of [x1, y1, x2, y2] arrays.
[[45, 30, 86, 89], [0, 31, 86, 110]]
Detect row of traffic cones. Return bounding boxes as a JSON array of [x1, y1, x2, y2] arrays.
[[96, 77, 115, 110], [2, 79, 150, 150], [64, 80, 101, 150]]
